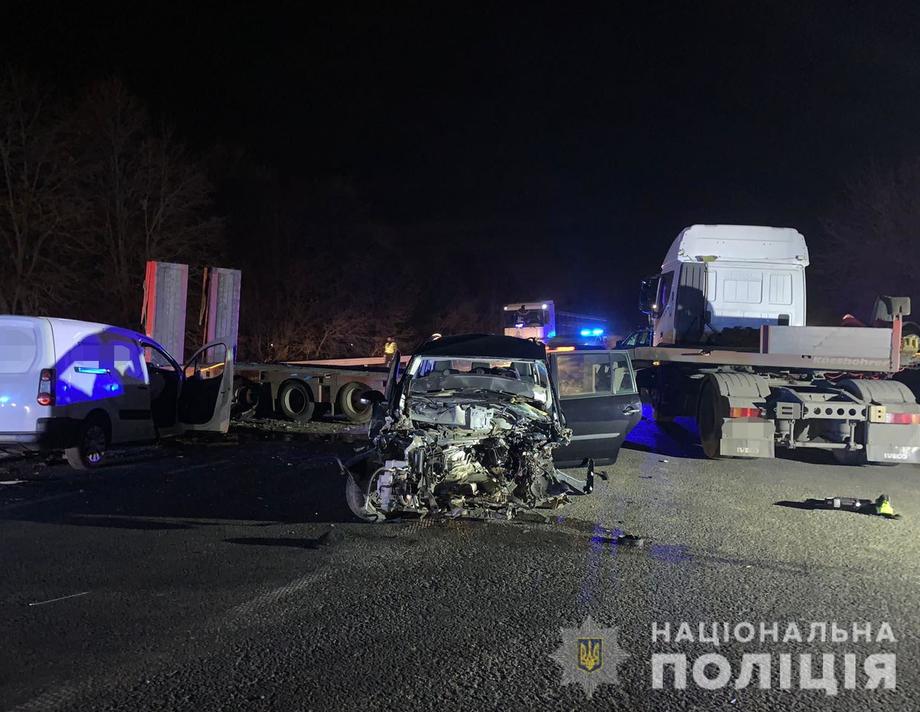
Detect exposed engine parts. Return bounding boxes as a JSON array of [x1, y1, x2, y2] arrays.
[[344, 340, 593, 522]]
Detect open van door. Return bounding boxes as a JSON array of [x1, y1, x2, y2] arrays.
[[178, 341, 235, 433], [550, 350, 641, 466]]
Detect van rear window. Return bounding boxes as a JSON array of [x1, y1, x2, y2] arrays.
[[0, 324, 39, 373]]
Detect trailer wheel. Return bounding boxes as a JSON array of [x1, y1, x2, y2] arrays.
[[232, 379, 261, 420], [337, 381, 372, 423], [277, 380, 315, 422], [698, 380, 723, 459]]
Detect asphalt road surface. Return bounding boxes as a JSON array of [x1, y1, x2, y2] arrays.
[[1, 417, 918, 710]]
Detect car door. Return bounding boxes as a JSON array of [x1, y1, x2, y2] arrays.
[[139, 340, 183, 437], [111, 337, 156, 443], [177, 341, 235, 433], [550, 349, 642, 466]]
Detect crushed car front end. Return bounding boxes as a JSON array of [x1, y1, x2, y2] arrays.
[[344, 334, 594, 521]]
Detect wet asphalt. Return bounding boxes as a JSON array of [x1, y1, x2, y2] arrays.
[[0, 417, 918, 711]]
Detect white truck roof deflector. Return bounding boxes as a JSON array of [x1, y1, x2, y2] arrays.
[[663, 224, 809, 267]]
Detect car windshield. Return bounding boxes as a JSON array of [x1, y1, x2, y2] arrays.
[[406, 356, 552, 407]]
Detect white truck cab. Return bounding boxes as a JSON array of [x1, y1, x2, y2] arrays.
[[0, 316, 233, 469], [640, 224, 809, 346]]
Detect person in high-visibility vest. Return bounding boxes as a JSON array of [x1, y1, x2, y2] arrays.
[[383, 337, 397, 364]]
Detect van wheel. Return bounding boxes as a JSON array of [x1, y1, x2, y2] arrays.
[[65, 415, 109, 470], [337, 381, 372, 423], [277, 380, 315, 422]]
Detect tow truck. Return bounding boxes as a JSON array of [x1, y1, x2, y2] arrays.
[[629, 224, 920, 464]]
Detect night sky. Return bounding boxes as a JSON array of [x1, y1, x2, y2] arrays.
[[5, 1, 920, 326]]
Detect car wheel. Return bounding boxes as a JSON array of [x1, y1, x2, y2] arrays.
[[277, 380, 315, 422], [64, 414, 110, 470], [337, 381, 372, 423]]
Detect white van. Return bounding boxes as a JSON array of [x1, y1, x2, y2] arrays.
[[0, 316, 234, 469]]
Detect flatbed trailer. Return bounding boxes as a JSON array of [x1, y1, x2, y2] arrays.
[[233, 361, 391, 423]]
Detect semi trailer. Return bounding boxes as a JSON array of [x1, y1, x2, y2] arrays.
[[232, 361, 390, 424], [630, 224, 920, 464]]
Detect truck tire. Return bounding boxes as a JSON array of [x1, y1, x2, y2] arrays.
[[277, 380, 315, 422], [652, 389, 675, 423], [697, 380, 723, 459], [838, 379, 914, 466], [64, 413, 110, 470], [337, 381, 372, 423], [832, 449, 868, 466]]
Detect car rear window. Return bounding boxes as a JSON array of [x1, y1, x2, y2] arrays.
[[0, 324, 39, 373]]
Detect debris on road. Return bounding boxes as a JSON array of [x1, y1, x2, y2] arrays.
[[232, 418, 365, 441], [822, 493, 901, 519], [776, 493, 902, 519]]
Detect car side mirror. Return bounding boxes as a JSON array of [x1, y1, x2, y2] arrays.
[[639, 277, 659, 315], [359, 390, 386, 406]]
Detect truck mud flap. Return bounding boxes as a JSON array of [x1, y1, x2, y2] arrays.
[[864, 423, 920, 464], [719, 418, 775, 458]]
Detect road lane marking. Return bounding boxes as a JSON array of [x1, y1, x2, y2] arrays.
[[0, 491, 82, 513], [169, 459, 234, 474], [28, 591, 90, 606]]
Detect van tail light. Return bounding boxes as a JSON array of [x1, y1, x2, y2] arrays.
[[37, 368, 55, 406]]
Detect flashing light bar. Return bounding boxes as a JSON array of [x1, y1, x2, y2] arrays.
[[579, 328, 605, 337]]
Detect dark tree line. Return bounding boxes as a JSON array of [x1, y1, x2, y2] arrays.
[[814, 158, 920, 321], [0, 71, 218, 330], [0, 70, 510, 359], [3, 68, 916, 360]]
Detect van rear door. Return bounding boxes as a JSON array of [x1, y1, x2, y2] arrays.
[[178, 341, 235, 433], [550, 350, 641, 466], [0, 317, 52, 438]]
